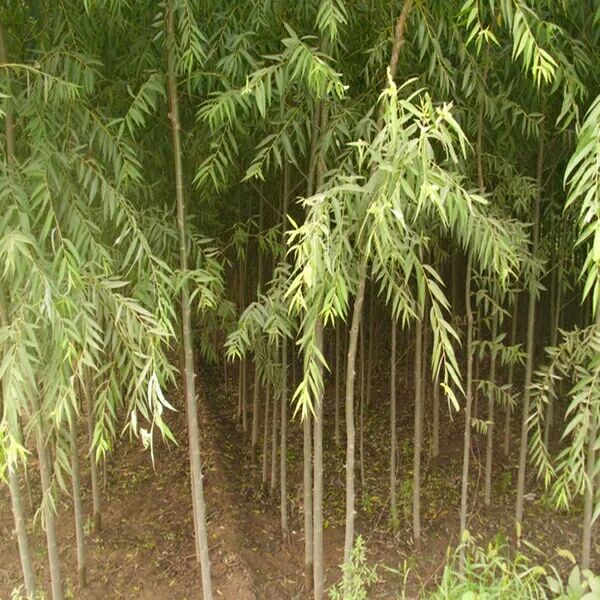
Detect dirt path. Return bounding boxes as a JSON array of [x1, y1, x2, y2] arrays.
[[0, 382, 258, 600]]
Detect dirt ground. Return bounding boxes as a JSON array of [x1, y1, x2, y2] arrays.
[[1, 360, 597, 599]]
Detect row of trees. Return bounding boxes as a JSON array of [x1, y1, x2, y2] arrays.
[[1, 1, 599, 599]]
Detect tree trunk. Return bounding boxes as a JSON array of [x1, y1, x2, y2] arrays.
[[390, 317, 398, 532], [432, 371, 440, 461], [270, 348, 279, 498], [359, 312, 366, 491], [484, 312, 498, 507], [303, 413, 313, 592], [313, 320, 325, 600], [344, 259, 367, 562], [262, 380, 270, 488], [33, 400, 63, 600], [544, 264, 562, 449], [366, 291, 375, 408], [69, 418, 87, 587], [0, 29, 37, 599], [504, 294, 519, 457], [166, 4, 212, 596], [412, 309, 423, 548], [581, 392, 598, 569], [459, 252, 474, 571], [515, 129, 544, 530], [251, 362, 260, 462], [335, 324, 341, 447], [8, 467, 36, 598], [280, 163, 290, 543], [342, 1, 413, 561]]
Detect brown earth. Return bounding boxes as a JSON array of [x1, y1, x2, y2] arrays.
[[1, 357, 597, 599]]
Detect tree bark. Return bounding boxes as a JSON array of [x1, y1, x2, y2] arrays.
[[262, 380, 270, 488], [581, 384, 598, 569], [459, 252, 474, 572], [484, 312, 498, 507], [504, 294, 519, 457], [33, 397, 63, 600], [313, 321, 325, 600], [390, 317, 398, 532], [515, 129, 544, 529], [166, 4, 212, 596], [69, 418, 87, 587], [412, 309, 423, 547], [251, 362, 260, 462], [280, 163, 290, 543], [343, 0, 413, 563], [335, 324, 341, 447], [0, 38, 37, 590], [344, 259, 367, 562]]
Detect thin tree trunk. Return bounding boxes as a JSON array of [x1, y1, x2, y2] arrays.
[[432, 372, 440, 461], [303, 412, 313, 591], [280, 163, 290, 542], [0, 30, 37, 599], [270, 348, 279, 498], [33, 399, 63, 600], [581, 388, 598, 569], [83, 379, 102, 533], [8, 467, 36, 598], [251, 362, 260, 462], [484, 312, 498, 507], [412, 308, 423, 548], [69, 418, 87, 587], [335, 324, 341, 447], [262, 380, 270, 488], [166, 4, 212, 596], [504, 293, 519, 457], [366, 292, 375, 408], [544, 264, 562, 449], [313, 320, 325, 600], [459, 252, 474, 571], [344, 259, 367, 562], [516, 129, 544, 530], [359, 313, 366, 491], [343, 1, 413, 562], [390, 317, 398, 532]]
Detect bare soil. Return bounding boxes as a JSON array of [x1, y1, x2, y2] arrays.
[[1, 358, 597, 599]]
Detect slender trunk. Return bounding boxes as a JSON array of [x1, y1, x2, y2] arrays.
[[504, 294, 519, 457], [280, 163, 290, 542], [390, 318, 398, 532], [166, 5, 212, 596], [262, 380, 270, 487], [359, 313, 366, 490], [84, 380, 102, 533], [484, 313, 498, 507], [344, 259, 367, 562], [0, 31, 36, 598], [342, 1, 413, 562], [459, 253, 474, 571], [581, 389, 598, 569], [33, 399, 63, 600], [270, 348, 279, 498], [251, 363, 260, 462], [366, 293, 374, 407], [544, 265, 562, 449], [8, 467, 36, 598], [303, 413, 313, 591], [432, 373, 440, 461], [412, 309, 423, 548], [335, 324, 341, 447], [69, 418, 87, 587], [516, 129, 544, 529], [313, 320, 325, 600]]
